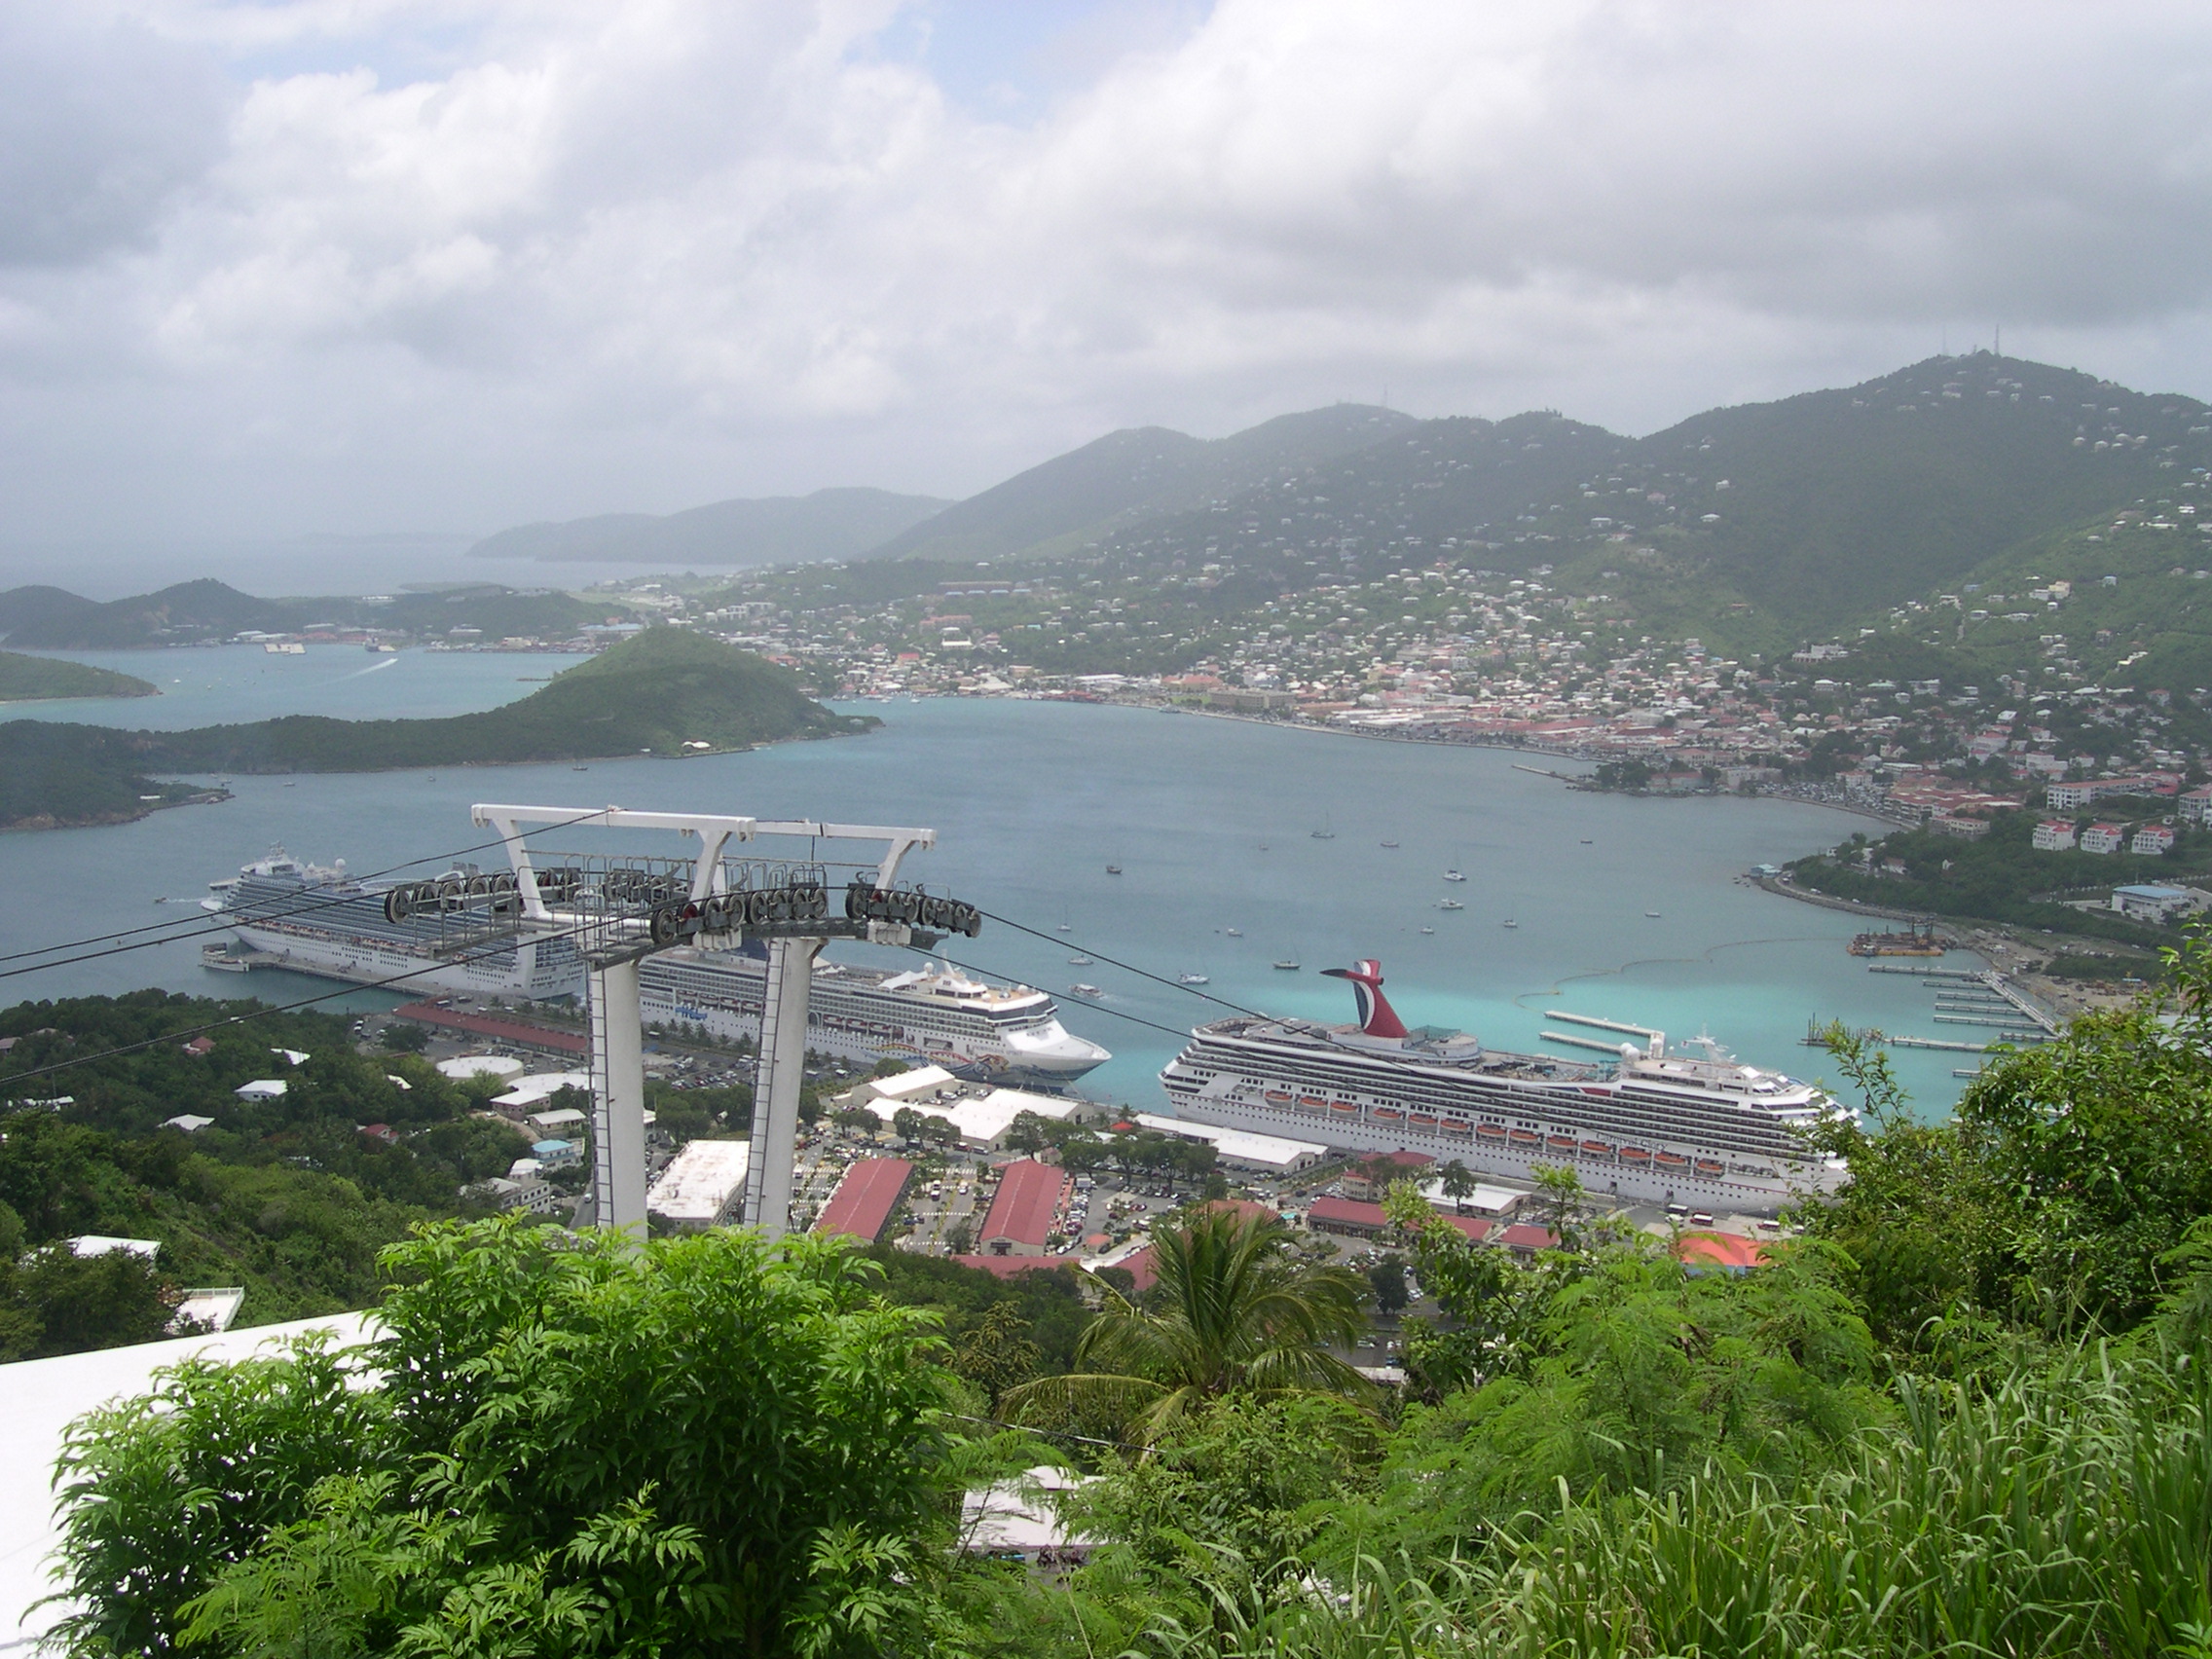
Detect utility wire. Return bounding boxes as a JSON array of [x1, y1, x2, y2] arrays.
[[0, 805, 622, 977], [0, 913, 608, 1091]]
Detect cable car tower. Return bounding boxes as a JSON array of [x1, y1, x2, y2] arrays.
[[437, 803, 979, 1240]]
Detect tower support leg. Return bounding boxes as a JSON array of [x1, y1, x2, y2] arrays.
[[744, 936, 823, 1241], [586, 956, 647, 1236]]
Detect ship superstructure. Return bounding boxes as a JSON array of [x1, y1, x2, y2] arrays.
[[205, 848, 1109, 1088], [1162, 959, 1846, 1210]]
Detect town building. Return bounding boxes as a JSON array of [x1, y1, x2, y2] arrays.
[[858, 1086, 1083, 1150], [2079, 823, 2127, 855], [645, 1139, 751, 1232], [813, 1158, 914, 1244], [2031, 820, 2079, 851], [475, 1175, 562, 1216], [2181, 785, 2212, 827], [1342, 1149, 1434, 1201], [1127, 1112, 1326, 1174], [977, 1159, 1074, 1256], [2112, 884, 2194, 923], [2131, 824, 2177, 856]]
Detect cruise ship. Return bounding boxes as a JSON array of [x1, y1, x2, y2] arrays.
[[1161, 960, 1848, 1211], [203, 849, 1110, 1088]]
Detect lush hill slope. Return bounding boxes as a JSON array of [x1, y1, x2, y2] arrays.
[[0, 651, 155, 702], [868, 403, 1419, 563], [0, 630, 872, 828], [0, 580, 636, 648], [469, 486, 950, 569]]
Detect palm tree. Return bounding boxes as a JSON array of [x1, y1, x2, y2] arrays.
[[1003, 1206, 1373, 1444]]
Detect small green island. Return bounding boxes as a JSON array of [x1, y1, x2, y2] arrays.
[[0, 649, 156, 704], [0, 628, 875, 830]]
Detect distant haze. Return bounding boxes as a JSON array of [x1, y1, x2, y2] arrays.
[[469, 489, 950, 571], [1, 1, 2209, 582]]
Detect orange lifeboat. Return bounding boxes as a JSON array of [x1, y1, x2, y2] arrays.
[[1440, 1118, 1472, 1136], [1546, 1134, 1577, 1154], [1264, 1089, 1292, 1106], [1372, 1106, 1405, 1124], [1694, 1158, 1725, 1178], [1476, 1123, 1508, 1140], [1297, 1095, 1328, 1111], [1654, 1150, 1689, 1169], [1580, 1140, 1613, 1158], [1409, 1112, 1439, 1130], [1329, 1098, 1359, 1116], [1618, 1146, 1652, 1164], [1508, 1127, 1541, 1146]]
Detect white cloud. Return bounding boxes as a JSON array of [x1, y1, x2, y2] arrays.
[[0, 0, 2209, 552]]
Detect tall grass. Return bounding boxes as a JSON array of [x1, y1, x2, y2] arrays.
[[1116, 1347, 2212, 1658]]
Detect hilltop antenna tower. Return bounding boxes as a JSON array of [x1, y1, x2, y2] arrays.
[[459, 803, 973, 1239]]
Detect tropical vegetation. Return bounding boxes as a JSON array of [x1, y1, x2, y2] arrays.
[[30, 929, 2212, 1657]]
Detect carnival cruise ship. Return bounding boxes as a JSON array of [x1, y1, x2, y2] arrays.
[[1161, 960, 1848, 1211], [203, 849, 1110, 1088]]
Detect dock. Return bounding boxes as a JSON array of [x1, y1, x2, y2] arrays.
[[1866, 964, 1985, 979], [1540, 1030, 1633, 1055], [1543, 1010, 1662, 1040]]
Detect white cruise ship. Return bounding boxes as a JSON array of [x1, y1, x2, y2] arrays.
[[204, 849, 1109, 1089], [640, 947, 1109, 1088], [1161, 960, 1848, 1211]]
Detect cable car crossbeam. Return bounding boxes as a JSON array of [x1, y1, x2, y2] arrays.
[[461, 804, 977, 1243]]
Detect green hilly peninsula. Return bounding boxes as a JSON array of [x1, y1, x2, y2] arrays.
[[0, 630, 872, 830], [0, 650, 155, 702]]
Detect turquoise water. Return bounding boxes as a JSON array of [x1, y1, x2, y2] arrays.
[[0, 667, 1974, 1116]]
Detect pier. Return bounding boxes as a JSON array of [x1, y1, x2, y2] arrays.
[[1539, 1030, 1635, 1055], [1865, 964, 1985, 979], [1543, 1010, 1662, 1040]]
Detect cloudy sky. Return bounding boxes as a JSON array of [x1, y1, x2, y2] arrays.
[[3, 0, 2210, 568]]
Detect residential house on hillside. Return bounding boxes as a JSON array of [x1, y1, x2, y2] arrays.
[[2079, 823, 2127, 855], [2131, 824, 2177, 856], [2032, 820, 2079, 851]]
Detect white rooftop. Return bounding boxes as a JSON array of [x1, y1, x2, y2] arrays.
[[959, 1466, 1100, 1556], [270, 1048, 311, 1067], [234, 1079, 287, 1100], [866, 1064, 957, 1101], [436, 1054, 526, 1081], [162, 1114, 214, 1133], [646, 1139, 752, 1224], [494, 1070, 593, 1109], [1131, 1112, 1327, 1171], [1, 1310, 380, 1649], [171, 1287, 245, 1333], [527, 1106, 588, 1132], [1414, 1177, 1530, 1216], [865, 1087, 1079, 1145], [63, 1235, 161, 1261]]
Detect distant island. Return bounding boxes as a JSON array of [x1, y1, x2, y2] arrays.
[[0, 650, 156, 703], [0, 629, 875, 830]]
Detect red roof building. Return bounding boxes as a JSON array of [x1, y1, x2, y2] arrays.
[[391, 1002, 587, 1057], [1496, 1223, 1561, 1257], [977, 1159, 1073, 1257], [1676, 1232, 1770, 1272], [813, 1158, 914, 1245], [1306, 1197, 1492, 1243], [1343, 1150, 1436, 1201], [952, 1254, 1078, 1281]]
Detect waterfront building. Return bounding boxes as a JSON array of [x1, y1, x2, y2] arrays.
[[645, 1140, 752, 1231], [977, 1160, 1074, 1257], [813, 1158, 914, 1244]]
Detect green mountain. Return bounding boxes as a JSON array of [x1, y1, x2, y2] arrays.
[[469, 486, 950, 569], [0, 651, 155, 702], [867, 403, 1419, 564], [0, 629, 872, 830], [0, 580, 635, 648]]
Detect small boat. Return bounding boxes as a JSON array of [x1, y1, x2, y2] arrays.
[[1380, 840, 1400, 848], [1264, 1088, 1294, 1106], [1105, 865, 1122, 875], [1328, 1099, 1357, 1115], [153, 897, 166, 905], [1579, 838, 1593, 845], [1443, 868, 1466, 882], [571, 766, 589, 772], [1419, 925, 1435, 935], [1177, 972, 1209, 985], [1694, 1159, 1726, 1178], [1476, 1123, 1508, 1140], [1272, 959, 1301, 971], [1299, 1095, 1329, 1111], [1408, 1112, 1439, 1130], [1372, 1106, 1405, 1124], [1645, 910, 1662, 919], [1437, 899, 1464, 911], [1547, 1134, 1578, 1153], [1654, 1150, 1690, 1169], [1619, 1146, 1653, 1164], [1580, 1140, 1613, 1157], [1501, 918, 1518, 929], [1069, 983, 1104, 999], [1508, 1127, 1542, 1146], [1056, 922, 1073, 933], [1225, 928, 1243, 938], [1309, 828, 1335, 840], [1069, 955, 1092, 966]]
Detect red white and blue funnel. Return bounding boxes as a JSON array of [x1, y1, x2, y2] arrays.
[[1320, 958, 1408, 1039]]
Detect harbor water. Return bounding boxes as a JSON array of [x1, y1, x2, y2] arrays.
[[0, 649, 1992, 1115]]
